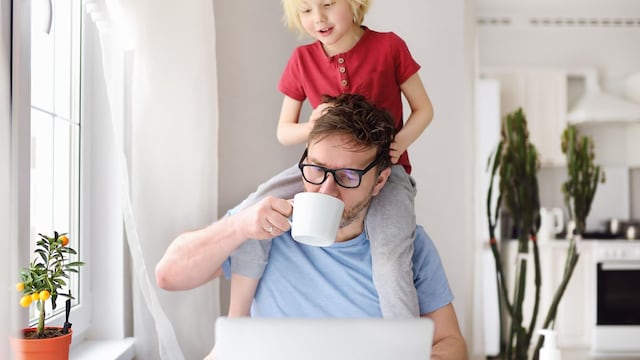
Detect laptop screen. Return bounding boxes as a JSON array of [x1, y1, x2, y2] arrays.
[[214, 317, 434, 360]]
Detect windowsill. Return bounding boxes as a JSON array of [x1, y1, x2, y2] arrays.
[[70, 338, 136, 360]]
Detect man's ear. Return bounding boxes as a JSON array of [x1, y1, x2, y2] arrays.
[[371, 167, 391, 197]]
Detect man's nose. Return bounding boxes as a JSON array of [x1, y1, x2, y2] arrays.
[[318, 173, 339, 197]]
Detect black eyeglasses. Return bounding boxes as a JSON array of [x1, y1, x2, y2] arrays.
[[297, 148, 382, 189]]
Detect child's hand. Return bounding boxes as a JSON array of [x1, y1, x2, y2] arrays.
[[389, 140, 405, 164], [308, 102, 332, 129]]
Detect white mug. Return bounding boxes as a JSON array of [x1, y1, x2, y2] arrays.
[[537, 207, 564, 242], [290, 192, 344, 247]]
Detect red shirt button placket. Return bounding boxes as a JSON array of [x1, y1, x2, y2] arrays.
[[338, 57, 349, 89]]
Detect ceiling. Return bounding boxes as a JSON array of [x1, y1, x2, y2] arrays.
[[477, 0, 640, 18]]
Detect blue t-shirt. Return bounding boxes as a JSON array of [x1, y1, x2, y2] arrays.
[[223, 225, 453, 317]]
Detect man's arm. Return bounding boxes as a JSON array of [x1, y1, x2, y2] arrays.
[[155, 196, 292, 291], [423, 303, 468, 360]]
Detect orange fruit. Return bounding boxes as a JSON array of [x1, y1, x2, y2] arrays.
[[16, 282, 25, 292], [31, 293, 39, 302], [20, 295, 32, 308], [39, 290, 51, 301], [60, 235, 69, 246]]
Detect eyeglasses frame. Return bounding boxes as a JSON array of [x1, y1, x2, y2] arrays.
[[297, 148, 383, 189]]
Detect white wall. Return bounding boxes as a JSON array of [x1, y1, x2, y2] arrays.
[[477, 0, 640, 229], [366, 0, 476, 345], [214, 0, 477, 352], [214, 0, 304, 214]]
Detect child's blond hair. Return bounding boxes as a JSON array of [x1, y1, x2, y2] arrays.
[[281, 0, 370, 38]]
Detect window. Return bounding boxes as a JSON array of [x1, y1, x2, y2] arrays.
[[29, 0, 82, 325], [12, 0, 130, 351]]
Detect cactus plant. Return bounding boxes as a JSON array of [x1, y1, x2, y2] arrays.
[[486, 111, 604, 359], [560, 125, 604, 236], [531, 125, 604, 359], [486, 108, 541, 359]]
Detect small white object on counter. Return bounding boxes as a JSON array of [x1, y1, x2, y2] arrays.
[[538, 329, 562, 360], [538, 208, 564, 243]]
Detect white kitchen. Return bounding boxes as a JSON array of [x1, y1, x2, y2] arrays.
[[1, 0, 640, 359], [476, 0, 640, 358]]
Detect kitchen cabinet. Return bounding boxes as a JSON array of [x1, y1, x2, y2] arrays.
[[627, 124, 640, 167], [481, 69, 568, 166], [501, 240, 594, 350], [547, 241, 594, 348]]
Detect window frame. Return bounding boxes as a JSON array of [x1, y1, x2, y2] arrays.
[[25, 0, 90, 338], [15, 0, 132, 345]]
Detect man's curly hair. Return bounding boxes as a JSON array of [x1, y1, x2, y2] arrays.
[[309, 93, 395, 171]]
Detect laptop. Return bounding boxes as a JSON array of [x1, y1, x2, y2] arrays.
[[214, 317, 434, 360]]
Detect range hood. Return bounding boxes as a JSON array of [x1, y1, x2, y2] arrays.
[[568, 71, 640, 124]]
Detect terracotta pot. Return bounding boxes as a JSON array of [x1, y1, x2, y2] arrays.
[[10, 327, 73, 360]]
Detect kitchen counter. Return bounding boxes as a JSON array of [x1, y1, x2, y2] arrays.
[[562, 348, 640, 360], [501, 239, 640, 356]]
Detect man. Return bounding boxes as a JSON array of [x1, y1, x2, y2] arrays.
[[156, 94, 467, 359]]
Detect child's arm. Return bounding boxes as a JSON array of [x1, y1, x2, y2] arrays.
[[276, 95, 330, 146], [276, 96, 309, 145], [390, 73, 434, 163], [228, 273, 258, 317]]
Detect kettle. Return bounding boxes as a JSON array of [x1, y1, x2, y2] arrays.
[[537, 208, 564, 243]]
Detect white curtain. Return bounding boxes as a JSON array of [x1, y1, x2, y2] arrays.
[[84, 0, 220, 359]]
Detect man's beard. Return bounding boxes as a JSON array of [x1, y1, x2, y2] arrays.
[[340, 194, 373, 228]]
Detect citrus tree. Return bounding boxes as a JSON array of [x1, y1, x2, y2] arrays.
[[16, 231, 84, 338]]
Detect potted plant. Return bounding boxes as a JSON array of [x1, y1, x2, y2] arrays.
[[486, 108, 542, 359], [10, 231, 84, 360], [531, 124, 604, 359], [486, 110, 603, 359]]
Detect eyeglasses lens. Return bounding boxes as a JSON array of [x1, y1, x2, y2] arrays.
[[302, 166, 326, 184], [334, 169, 360, 188]]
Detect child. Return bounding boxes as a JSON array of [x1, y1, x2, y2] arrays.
[[228, 0, 433, 318]]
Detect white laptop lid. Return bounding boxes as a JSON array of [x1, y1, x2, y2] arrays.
[[214, 317, 434, 360]]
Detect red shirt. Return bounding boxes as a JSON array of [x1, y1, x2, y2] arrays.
[[278, 27, 420, 174]]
